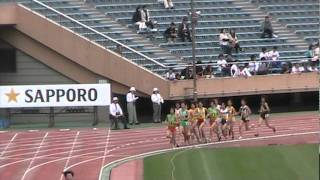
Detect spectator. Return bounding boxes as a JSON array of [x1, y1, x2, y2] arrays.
[[180, 64, 193, 79], [196, 60, 204, 77], [178, 16, 192, 42], [217, 54, 229, 76], [240, 64, 252, 77], [261, 16, 277, 38], [259, 47, 270, 60], [115, 44, 122, 56], [312, 41, 319, 66], [203, 64, 213, 78], [248, 55, 259, 75], [151, 88, 164, 123], [163, 0, 174, 9], [281, 62, 291, 74], [142, 5, 156, 30], [164, 22, 178, 43], [229, 29, 242, 53], [166, 68, 176, 80], [291, 63, 301, 74], [63, 170, 74, 180], [126, 87, 139, 125], [132, 6, 146, 31], [226, 54, 235, 63], [230, 61, 240, 77], [305, 44, 314, 60], [219, 28, 232, 55], [257, 57, 269, 75], [109, 97, 129, 130], [269, 46, 280, 68]]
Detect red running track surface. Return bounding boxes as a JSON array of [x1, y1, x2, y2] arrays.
[[0, 114, 319, 180]]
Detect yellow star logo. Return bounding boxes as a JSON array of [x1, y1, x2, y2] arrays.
[[5, 88, 20, 103]]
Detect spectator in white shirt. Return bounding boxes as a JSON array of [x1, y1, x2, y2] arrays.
[[217, 54, 229, 76], [219, 28, 232, 55], [248, 55, 259, 75], [269, 46, 281, 68], [109, 97, 129, 130], [240, 64, 252, 78], [312, 42, 319, 67], [166, 68, 176, 80], [151, 88, 164, 123], [163, 0, 174, 9], [259, 47, 270, 60], [126, 87, 139, 125], [291, 63, 300, 74], [230, 61, 240, 77]]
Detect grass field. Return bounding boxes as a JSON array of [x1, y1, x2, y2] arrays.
[[144, 144, 319, 180]]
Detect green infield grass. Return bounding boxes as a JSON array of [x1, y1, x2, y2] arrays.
[[144, 144, 319, 180]]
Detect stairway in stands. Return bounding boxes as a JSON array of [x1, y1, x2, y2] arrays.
[[94, 0, 310, 65], [20, 0, 185, 76]]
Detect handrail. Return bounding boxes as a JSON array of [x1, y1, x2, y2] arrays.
[[27, 0, 167, 68]]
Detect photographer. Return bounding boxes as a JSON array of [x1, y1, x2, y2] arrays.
[[109, 97, 129, 130]]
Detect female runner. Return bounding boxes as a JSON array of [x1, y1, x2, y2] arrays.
[[226, 99, 237, 140], [206, 101, 221, 141], [178, 102, 190, 145], [196, 101, 207, 143], [219, 102, 229, 139], [255, 96, 276, 137], [166, 107, 178, 148], [238, 98, 252, 139], [188, 102, 201, 143]]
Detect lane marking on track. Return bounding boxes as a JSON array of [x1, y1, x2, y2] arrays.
[[100, 128, 111, 169], [98, 131, 319, 180], [170, 149, 190, 180], [21, 132, 48, 180], [59, 129, 70, 132], [0, 131, 8, 133], [28, 130, 39, 132], [0, 133, 18, 157], [59, 131, 80, 180]]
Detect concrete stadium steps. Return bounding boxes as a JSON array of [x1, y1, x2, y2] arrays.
[[21, 0, 184, 76], [93, 0, 309, 63], [249, 0, 320, 44]]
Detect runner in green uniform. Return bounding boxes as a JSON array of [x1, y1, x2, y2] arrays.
[[179, 102, 190, 145], [166, 107, 178, 148], [206, 101, 221, 141]]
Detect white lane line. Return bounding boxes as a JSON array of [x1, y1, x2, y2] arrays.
[[59, 131, 80, 180], [100, 128, 111, 168], [170, 149, 189, 180], [98, 131, 319, 180], [0, 133, 18, 157], [21, 132, 48, 180]]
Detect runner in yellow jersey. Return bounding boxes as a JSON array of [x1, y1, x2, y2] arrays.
[[206, 101, 221, 141], [226, 99, 237, 140], [188, 102, 200, 143], [196, 101, 207, 143]]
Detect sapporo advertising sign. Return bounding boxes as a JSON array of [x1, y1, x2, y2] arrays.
[[0, 84, 111, 108]]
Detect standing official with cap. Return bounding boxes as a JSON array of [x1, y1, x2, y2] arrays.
[[151, 88, 164, 123], [126, 87, 139, 125], [109, 97, 129, 130]]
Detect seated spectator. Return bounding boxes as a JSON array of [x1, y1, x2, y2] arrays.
[[164, 22, 178, 43], [132, 6, 146, 31], [261, 16, 277, 38], [142, 5, 156, 30], [178, 16, 192, 42], [281, 62, 291, 74], [269, 46, 281, 68], [291, 63, 302, 74], [219, 28, 232, 55], [312, 41, 319, 66], [115, 44, 123, 56], [305, 44, 314, 60], [240, 64, 252, 78], [203, 64, 213, 78], [230, 61, 240, 77], [259, 47, 270, 60], [229, 29, 243, 53], [217, 54, 229, 76], [63, 170, 74, 180], [180, 64, 193, 79], [163, 0, 174, 9], [166, 68, 176, 80], [248, 55, 259, 75], [226, 54, 235, 63], [257, 57, 269, 75], [195, 60, 204, 77]]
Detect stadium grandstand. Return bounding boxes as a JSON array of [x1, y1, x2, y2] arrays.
[[0, 0, 319, 180]]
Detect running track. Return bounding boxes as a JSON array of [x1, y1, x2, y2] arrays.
[[0, 114, 318, 180]]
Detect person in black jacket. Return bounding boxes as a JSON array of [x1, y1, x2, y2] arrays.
[[164, 22, 178, 42], [132, 6, 145, 30], [142, 5, 155, 29], [178, 16, 192, 42]]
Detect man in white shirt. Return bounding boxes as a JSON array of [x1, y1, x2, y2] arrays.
[[109, 97, 129, 130], [151, 88, 164, 123], [269, 46, 280, 68], [217, 54, 228, 76], [126, 87, 139, 125], [230, 62, 240, 77], [240, 65, 252, 78]]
